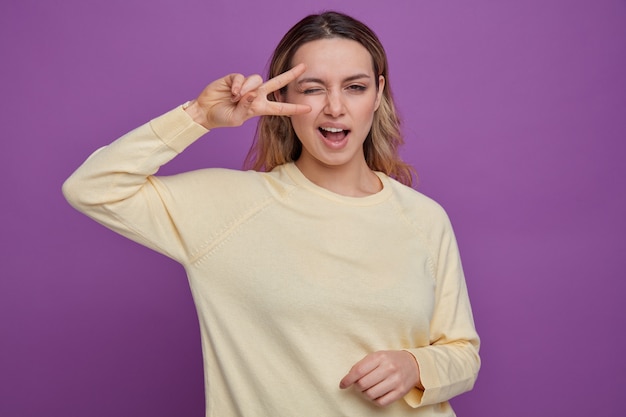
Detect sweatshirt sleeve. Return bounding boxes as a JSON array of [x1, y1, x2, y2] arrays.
[[403, 213, 481, 408], [62, 105, 209, 263]]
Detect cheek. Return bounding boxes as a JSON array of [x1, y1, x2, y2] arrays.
[[288, 113, 314, 138], [286, 96, 323, 128], [351, 99, 378, 121]]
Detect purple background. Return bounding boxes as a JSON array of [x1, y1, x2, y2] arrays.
[[1, 0, 625, 415]]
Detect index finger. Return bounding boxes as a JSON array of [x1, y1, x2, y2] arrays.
[[261, 63, 306, 94], [339, 356, 380, 389]]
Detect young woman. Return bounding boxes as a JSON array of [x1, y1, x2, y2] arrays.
[[64, 11, 480, 417]]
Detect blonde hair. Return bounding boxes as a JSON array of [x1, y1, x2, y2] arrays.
[[244, 11, 415, 186]]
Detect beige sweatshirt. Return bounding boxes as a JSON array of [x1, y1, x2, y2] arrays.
[[63, 105, 480, 417]]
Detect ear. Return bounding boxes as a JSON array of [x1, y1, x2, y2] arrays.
[[374, 75, 385, 111]]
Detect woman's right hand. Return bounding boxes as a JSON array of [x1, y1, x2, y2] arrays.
[[184, 63, 311, 130]]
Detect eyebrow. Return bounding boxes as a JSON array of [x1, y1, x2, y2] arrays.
[[297, 73, 371, 85]]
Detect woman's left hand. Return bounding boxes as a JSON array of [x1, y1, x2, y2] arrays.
[[339, 350, 422, 407]]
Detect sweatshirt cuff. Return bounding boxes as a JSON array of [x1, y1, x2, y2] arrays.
[[402, 348, 439, 408], [149, 104, 209, 154]]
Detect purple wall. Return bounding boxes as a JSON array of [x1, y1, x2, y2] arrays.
[[2, 0, 625, 415]]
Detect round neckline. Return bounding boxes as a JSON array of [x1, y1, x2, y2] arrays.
[[282, 162, 392, 206]]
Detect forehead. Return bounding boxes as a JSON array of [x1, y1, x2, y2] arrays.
[[291, 38, 375, 78]]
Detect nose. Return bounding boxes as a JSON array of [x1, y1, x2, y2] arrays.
[[323, 90, 345, 117]]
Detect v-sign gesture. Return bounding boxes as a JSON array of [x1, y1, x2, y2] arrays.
[[185, 63, 311, 130]]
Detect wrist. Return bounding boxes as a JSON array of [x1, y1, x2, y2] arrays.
[[183, 100, 211, 129], [403, 350, 424, 390]]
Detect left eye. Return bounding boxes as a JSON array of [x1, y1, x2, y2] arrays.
[[347, 85, 366, 92]]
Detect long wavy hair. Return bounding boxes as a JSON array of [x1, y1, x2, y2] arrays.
[[244, 11, 415, 186]]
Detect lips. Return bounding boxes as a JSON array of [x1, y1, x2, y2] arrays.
[[319, 126, 350, 142]]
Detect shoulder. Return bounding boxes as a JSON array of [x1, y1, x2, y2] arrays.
[[384, 177, 455, 239], [156, 166, 296, 207], [387, 178, 450, 220], [164, 167, 267, 190]]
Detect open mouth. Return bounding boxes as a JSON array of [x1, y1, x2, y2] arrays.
[[319, 126, 350, 141]]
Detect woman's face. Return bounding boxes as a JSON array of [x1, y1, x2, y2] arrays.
[[281, 38, 384, 173]]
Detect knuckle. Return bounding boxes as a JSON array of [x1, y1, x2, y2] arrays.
[[248, 75, 263, 87], [389, 374, 402, 387], [349, 363, 362, 375], [375, 351, 389, 361], [354, 380, 367, 391], [365, 390, 379, 401], [373, 398, 387, 407], [231, 73, 244, 84]]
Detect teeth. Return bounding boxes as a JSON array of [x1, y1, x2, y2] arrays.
[[320, 127, 344, 133]]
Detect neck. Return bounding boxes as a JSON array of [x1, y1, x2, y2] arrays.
[[294, 159, 382, 197]]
